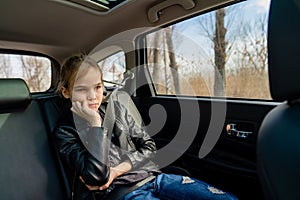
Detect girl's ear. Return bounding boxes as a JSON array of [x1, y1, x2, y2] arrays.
[[61, 87, 71, 99]]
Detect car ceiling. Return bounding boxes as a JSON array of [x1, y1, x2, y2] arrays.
[[0, 0, 237, 64]]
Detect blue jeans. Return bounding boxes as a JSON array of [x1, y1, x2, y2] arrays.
[[120, 174, 238, 200]]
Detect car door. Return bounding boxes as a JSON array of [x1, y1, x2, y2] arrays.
[[128, 1, 275, 199]]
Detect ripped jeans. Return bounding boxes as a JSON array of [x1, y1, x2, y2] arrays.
[[120, 173, 238, 200]]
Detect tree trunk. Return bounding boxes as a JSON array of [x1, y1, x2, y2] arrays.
[[152, 32, 163, 93], [213, 8, 227, 96], [165, 26, 181, 94]]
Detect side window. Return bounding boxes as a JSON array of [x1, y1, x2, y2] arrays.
[[0, 53, 51, 92], [146, 0, 271, 100], [98, 51, 126, 88]]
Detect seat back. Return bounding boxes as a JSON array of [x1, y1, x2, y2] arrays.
[[38, 94, 73, 199], [257, 0, 300, 199], [0, 79, 66, 200]]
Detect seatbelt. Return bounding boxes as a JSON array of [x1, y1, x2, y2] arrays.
[[101, 73, 156, 199], [102, 93, 115, 142], [102, 70, 143, 133], [105, 175, 156, 200]]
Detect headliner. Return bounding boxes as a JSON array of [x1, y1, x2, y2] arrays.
[[0, 0, 236, 64]]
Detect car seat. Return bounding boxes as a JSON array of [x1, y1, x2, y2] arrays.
[[256, 0, 300, 199]]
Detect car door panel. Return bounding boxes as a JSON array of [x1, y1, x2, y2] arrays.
[[134, 96, 277, 200]]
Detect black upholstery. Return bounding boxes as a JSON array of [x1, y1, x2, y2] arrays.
[[38, 95, 73, 199], [0, 79, 66, 200], [267, 0, 300, 101], [257, 0, 300, 199]]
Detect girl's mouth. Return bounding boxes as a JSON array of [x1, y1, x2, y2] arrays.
[[88, 103, 99, 109]]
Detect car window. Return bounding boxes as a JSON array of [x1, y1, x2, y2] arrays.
[[98, 51, 126, 87], [0, 53, 51, 92], [145, 0, 271, 100]]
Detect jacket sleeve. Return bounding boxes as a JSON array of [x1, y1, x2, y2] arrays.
[[55, 125, 110, 186], [115, 102, 157, 169]]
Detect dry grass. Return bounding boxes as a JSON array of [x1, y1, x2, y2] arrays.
[[226, 68, 271, 100], [156, 68, 271, 100]]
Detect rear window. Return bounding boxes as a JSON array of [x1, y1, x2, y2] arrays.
[[0, 53, 51, 92]]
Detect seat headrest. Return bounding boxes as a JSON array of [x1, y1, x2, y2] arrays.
[[0, 78, 31, 113], [268, 0, 300, 101]]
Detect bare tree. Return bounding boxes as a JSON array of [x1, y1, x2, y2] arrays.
[[148, 28, 181, 94], [0, 54, 12, 78], [165, 26, 181, 94], [214, 8, 227, 96], [151, 31, 165, 93], [21, 56, 50, 92], [226, 10, 269, 99], [239, 14, 268, 73], [197, 8, 232, 96]]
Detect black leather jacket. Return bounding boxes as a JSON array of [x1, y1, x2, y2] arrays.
[[54, 99, 160, 200]]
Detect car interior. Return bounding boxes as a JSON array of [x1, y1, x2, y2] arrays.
[[0, 0, 299, 200]]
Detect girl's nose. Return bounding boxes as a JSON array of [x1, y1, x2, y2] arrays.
[[87, 90, 96, 99]]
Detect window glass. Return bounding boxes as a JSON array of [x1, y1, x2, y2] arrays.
[[0, 53, 51, 92], [98, 51, 126, 87], [146, 0, 271, 100]]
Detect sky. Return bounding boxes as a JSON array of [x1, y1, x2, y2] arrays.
[[251, 0, 271, 11]]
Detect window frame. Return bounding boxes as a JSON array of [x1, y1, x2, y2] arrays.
[[136, 1, 274, 102]]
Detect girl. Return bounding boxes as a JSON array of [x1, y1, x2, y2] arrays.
[[54, 54, 238, 200]]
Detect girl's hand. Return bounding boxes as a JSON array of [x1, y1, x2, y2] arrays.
[[79, 167, 117, 191], [71, 100, 101, 127], [98, 167, 118, 190], [98, 161, 132, 190], [79, 161, 132, 191]]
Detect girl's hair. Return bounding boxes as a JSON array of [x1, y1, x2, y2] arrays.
[[56, 54, 103, 94]]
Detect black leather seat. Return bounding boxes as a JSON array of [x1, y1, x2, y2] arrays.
[[0, 79, 66, 199], [257, 0, 300, 199]]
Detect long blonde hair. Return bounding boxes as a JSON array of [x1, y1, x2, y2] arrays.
[[56, 54, 103, 94]]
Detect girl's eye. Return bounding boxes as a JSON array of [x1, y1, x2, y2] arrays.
[[96, 85, 102, 90], [75, 88, 86, 92]]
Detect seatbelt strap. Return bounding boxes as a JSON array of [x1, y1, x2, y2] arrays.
[[103, 89, 143, 135], [102, 94, 115, 141], [105, 175, 156, 200]]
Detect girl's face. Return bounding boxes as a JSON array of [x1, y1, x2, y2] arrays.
[[62, 67, 104, 111]]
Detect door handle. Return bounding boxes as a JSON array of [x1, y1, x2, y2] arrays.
[[226, 123, 253, 138]]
